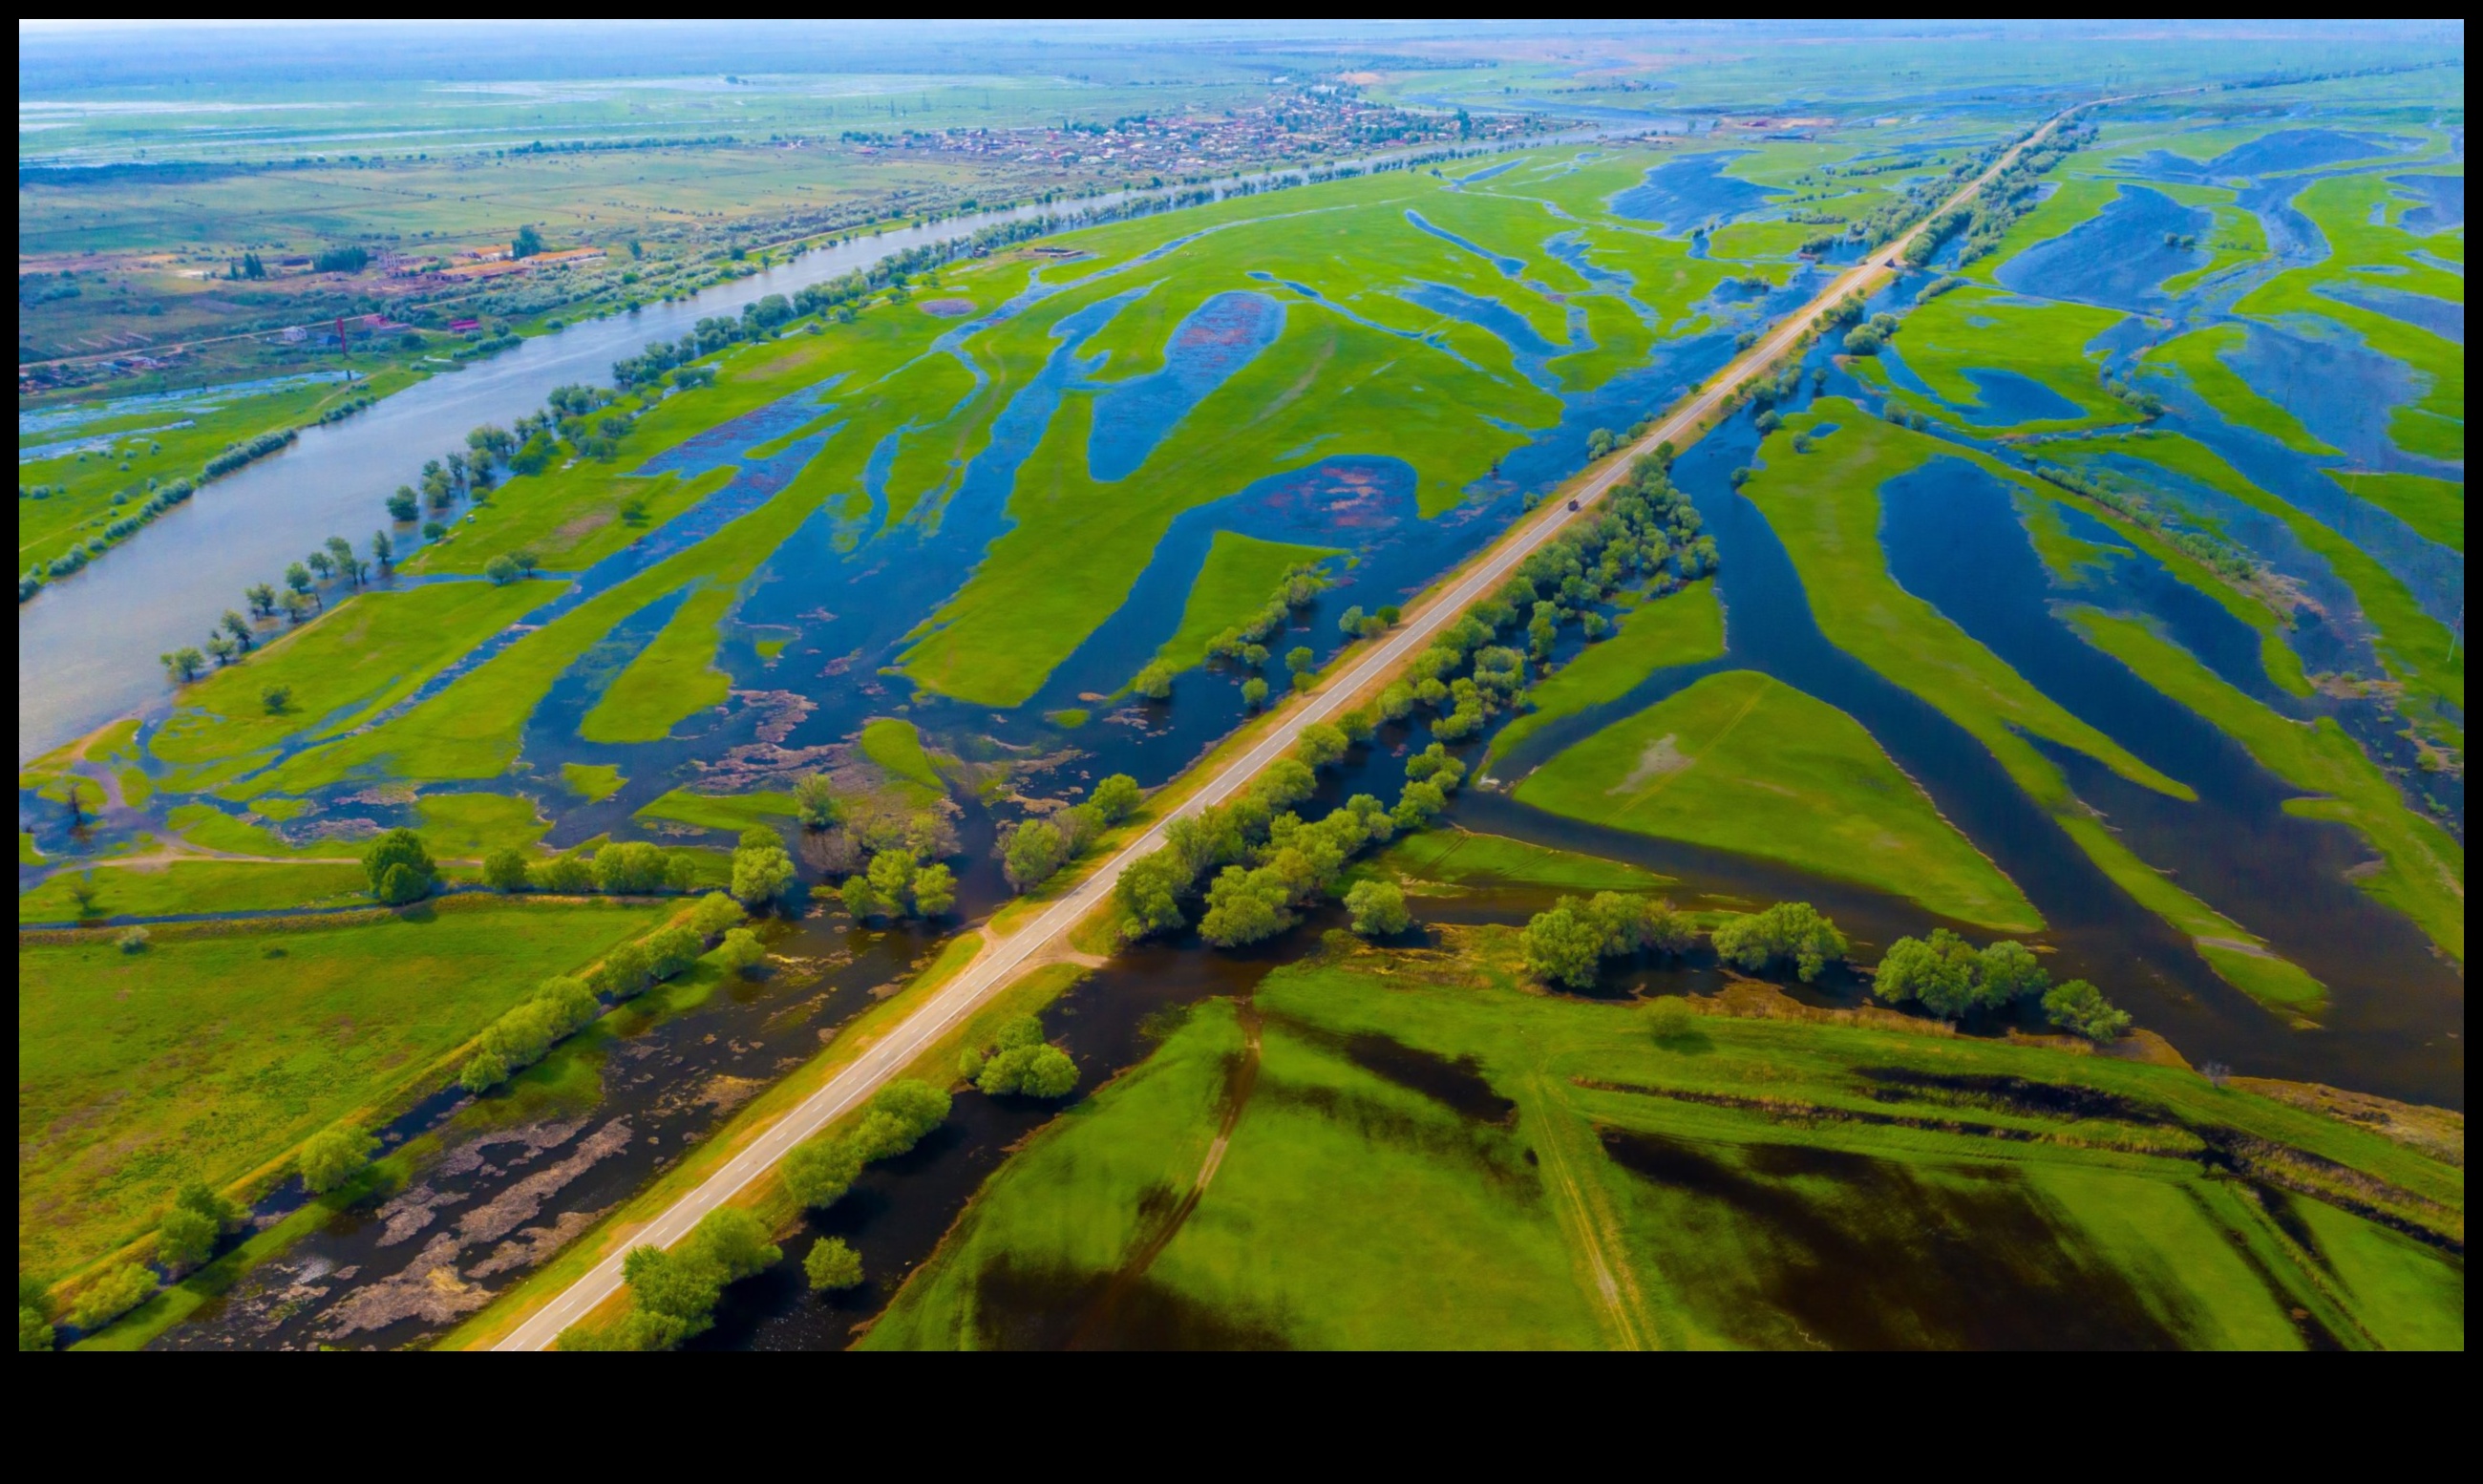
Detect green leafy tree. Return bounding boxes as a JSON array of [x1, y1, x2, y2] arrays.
[[72, 1263, 158, 1332], [785, 1134, 865, 1210], [18, 1303, 52, 1352], [1285, 646, 1315, 675], [1002, 818, 1068, 892], [1241, 676, 1270, 709], [159, 646, 207, 682], [532, 853, 593, 894], [363, 828, 436, 904], [1976, 940, 2049, 1007], [298, 1124, 378, 1194], [460, 1046, 511, 1094], [593, 839, 673, 894], [1295, 722, 1348, 768], [1133, 661, 1175, 701], [592, 941, 652, 999], [692, 1207, 780, 1281], [1711, 901, 1848, 982], [731, 832, 796, 909], [1089, 773, 1143, 823], [512, 224, 545, 259], [2043, 980, 2132, 1042], [715, 926, 767, 975], [804, 1238, 864, 1291], [483, 553, 522, 585], [867, 847, 919, 913], [1521, 902, 1606, 989], [1199, 864, 1293, 947], [792, 773, 841, 831], [261, 683, 293, 714], [1345, 879, 1411, 937], [911, 862, 957, 917], [839, 873, 884, 922], [642, 925, 703, 980], [482, 846, 531, 892], [689, 891, 744, 938]]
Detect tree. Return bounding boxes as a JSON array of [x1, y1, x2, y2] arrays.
[[326, 536, 358, 584], [299, 1124, 378, 1194], [1345, 879, 1410, 937], [534, 853, 594, 895], [593, 839, 672, 894], [1337, 605, 1368, 636], [1711, 901, 1847, 982], [158, 1180, 239, 1272], [305, 549, 335, 583], [2043, 980, 2131, 1042], [1522, 903, 1606, 989], [792, 773, 841, 831], [911, 862, 957, 917], [785, 1134, 863, 1210], [643, 925, 704, 981], [805, 1238, 864, 1291], [1241, 676, 1270, 709], [159, 647, 206, 683], [977, 1041, 1079, 1098], [281, 589, 317, 625], [72, 1264, 157, 1332], [1295, 722, 1348, 768], [460, 1046, 510, 1094], [388, 486, 421, 522], [221, 609, 256, 648], [512, 224, 545, 260], [1089, 773, 1143, 823], [482, 846, 531, 892], [244, 582, 279, 617], [363, 828, 436, 904], [1133, 661, 1174, 701], [591, 941, 652, 999], [838, 873, 884, 921], [731, 832, 796, 909], [1977, 940, 2049, 1007], [370, 530, 394, 571], [1198, 865, 1292, 947], [715, 926, 767, 975], [1285, 646, 1315, 676], [689, 891, 743, 938], [483, 554, 522, 585], [1002, 818, 1068, 892], [19, 1303, 52, 1352]]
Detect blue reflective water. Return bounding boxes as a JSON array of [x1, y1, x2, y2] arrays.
[[2314, 279, 2465, 343], [1610, 151, 1774, 237], [2389, 173, 2465, 233], [1993, 184, 2209, 311], [1399, 280, 1569, 362], [1402, 209, 1524, 275], [1874, 344, 2087, 426], [1083, 291, 1286, 481]]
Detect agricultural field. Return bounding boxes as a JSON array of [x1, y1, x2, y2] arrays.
[[867, 945, 2463, 1350]]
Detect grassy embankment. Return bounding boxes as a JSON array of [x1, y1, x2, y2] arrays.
[[1517, 669, 2043, 933], [2332, 471, 2462, 555], [868, 942, 2463, 1350], [19, 369, 417, 582], [1152, 533, 1345, 676], [2142, 324, 2338, 455], [1368, 829, 1673, 897], [19, 899, 672, 1287], [1483, 579, 1724, 770], [1744, 404, 2328, 1012]]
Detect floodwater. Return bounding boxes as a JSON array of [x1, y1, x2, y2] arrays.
[[1610, 151, 1776, 237]]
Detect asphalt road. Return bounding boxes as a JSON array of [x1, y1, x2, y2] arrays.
[[492, 105, 2088, 1350]]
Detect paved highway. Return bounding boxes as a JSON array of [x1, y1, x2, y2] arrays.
[[492, 104, 2090, 1349]]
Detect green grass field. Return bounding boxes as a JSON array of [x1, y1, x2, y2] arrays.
[[1485, 580, 1723, 770], [1369, 828, 1674, 895], [18, 900, 671, 1283], [634, 787, 796, 835], [868, 943, 2462, 1349], [1516, 669, 2040, 931], [18, 859, 371, 922], [1153, 533, 1343, 677]]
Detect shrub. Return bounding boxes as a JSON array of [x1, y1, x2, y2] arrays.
[[805, 1238, 864, 1291], [715, 926, 766, 975], [592, 941, 652, 999], [482, 847, 531, 892], [1711, 901, 1848, 982], [298, 1124, 378, 1194], [363, 828, 436, 904], [2043, 979, 2132, 1042], [688, 891, 744, 938], [1345, 879, 1411, 937], [116, 926, 151, 954], [72, 1264, 158, 1332], [593, 839, 673, 895]]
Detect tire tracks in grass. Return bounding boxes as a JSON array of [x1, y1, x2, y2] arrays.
[[1068, 1002, 1263, 1348], [1527, 1072, 1655, 1351]]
